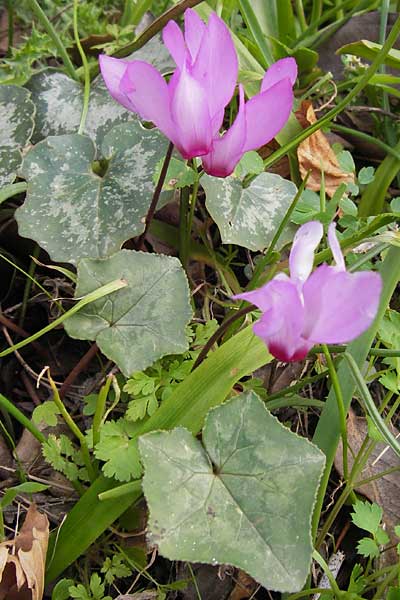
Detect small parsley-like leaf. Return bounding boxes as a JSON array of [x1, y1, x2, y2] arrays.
[[32, 401, 60, 426], [126, 397, 148, 421], [376, 527, 390, 545], [357, 537, 379, 559], [69, 583, 91, 600], [358, 166, 375, 185], [42, 434, 79, 482], [351, 499, 382, 535], [94, 419, 141, 481], [89, 574, 107, 600], [101, 554, 131, 584], [347, 564, 366, 594]]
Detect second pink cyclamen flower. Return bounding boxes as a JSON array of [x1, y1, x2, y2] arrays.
[[234, 222, 382, 362]]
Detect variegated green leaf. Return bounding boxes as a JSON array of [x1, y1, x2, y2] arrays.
[[16, 122, 168, 264], [202, 172, 297, 251], [139, 391, 325, 593], [0, 85, 35, 185], [64, 250, 192, 376]]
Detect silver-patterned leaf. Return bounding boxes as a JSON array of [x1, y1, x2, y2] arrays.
[[25, 36, 174, 148], [0, 85, 35, 185], [139, 392, 325, 593], [202, 172, 298, 251], [16, 122, 169, 264], [64, 250, 192, 376]]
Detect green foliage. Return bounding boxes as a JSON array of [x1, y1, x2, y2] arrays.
[[32, 401, 61, 427], [234, 150, 264, 177], [83, 394, 98, 416], [351, 499, 383, 534], [358, 167, 375, 186], [0, 27, 65, 85], [153, 156, 196, 191], [101, 553, 131, 584], [0, 482, 48, 508], [52, 578, 75, 600], [351, 499, 389, 560], [123, 321, 219, 422], [347, 564, 366, 596], [377, 309, 400, 393], [69, 573, 112, 600], [94, 419, 141, 482], [43, 434, 89, 483]]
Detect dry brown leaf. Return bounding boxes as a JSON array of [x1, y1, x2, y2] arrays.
[[335, 409, 400, 565], [296, 101, 354, 197], [228, 570, 258, 600], [0, 504, 49, 600]]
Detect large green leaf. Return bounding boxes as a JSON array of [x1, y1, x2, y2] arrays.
[[202, 172, 297, 251], [26, 36, 173, 147], [0, 85, 35, 186], [16, 122, 169, 264], [139, 391, 325, 593], [64, 250, 192, 376]]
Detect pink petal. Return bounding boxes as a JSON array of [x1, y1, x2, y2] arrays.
[[191, 12, 238, 119], [99, 55, 131, 110], [233, 273, 291, 311], [184, 8, 206, 62], [119, 61, 175, 141], [242, 78, 294, 152], [235, 277, 310, 362], [202, 85, 246, 178], [261, 57, 298, 92], [211, 109, 225, 136], [289, 221, 323, 283], [162, 20, 186, 69], [253, 279, 308, 362], [170, 62, 213, 158], [328, 222, 345, 271], [303, 265, 382, 344]]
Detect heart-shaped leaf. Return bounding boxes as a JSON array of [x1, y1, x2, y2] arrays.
[[139, 391, 325, 593], [202, 172, 297, 251], [64, 250, 192, 376], [16, 122, 169, 264], [25, 36, 174, 148], [0, 85, 35, 185]]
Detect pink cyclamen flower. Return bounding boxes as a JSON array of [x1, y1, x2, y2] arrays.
[[99, 9, 297, 176], [234, 221, 382, 362]]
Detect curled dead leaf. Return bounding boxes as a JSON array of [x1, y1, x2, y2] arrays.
[[296, 101, 354, 197], [0, 504, 49, 600]]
